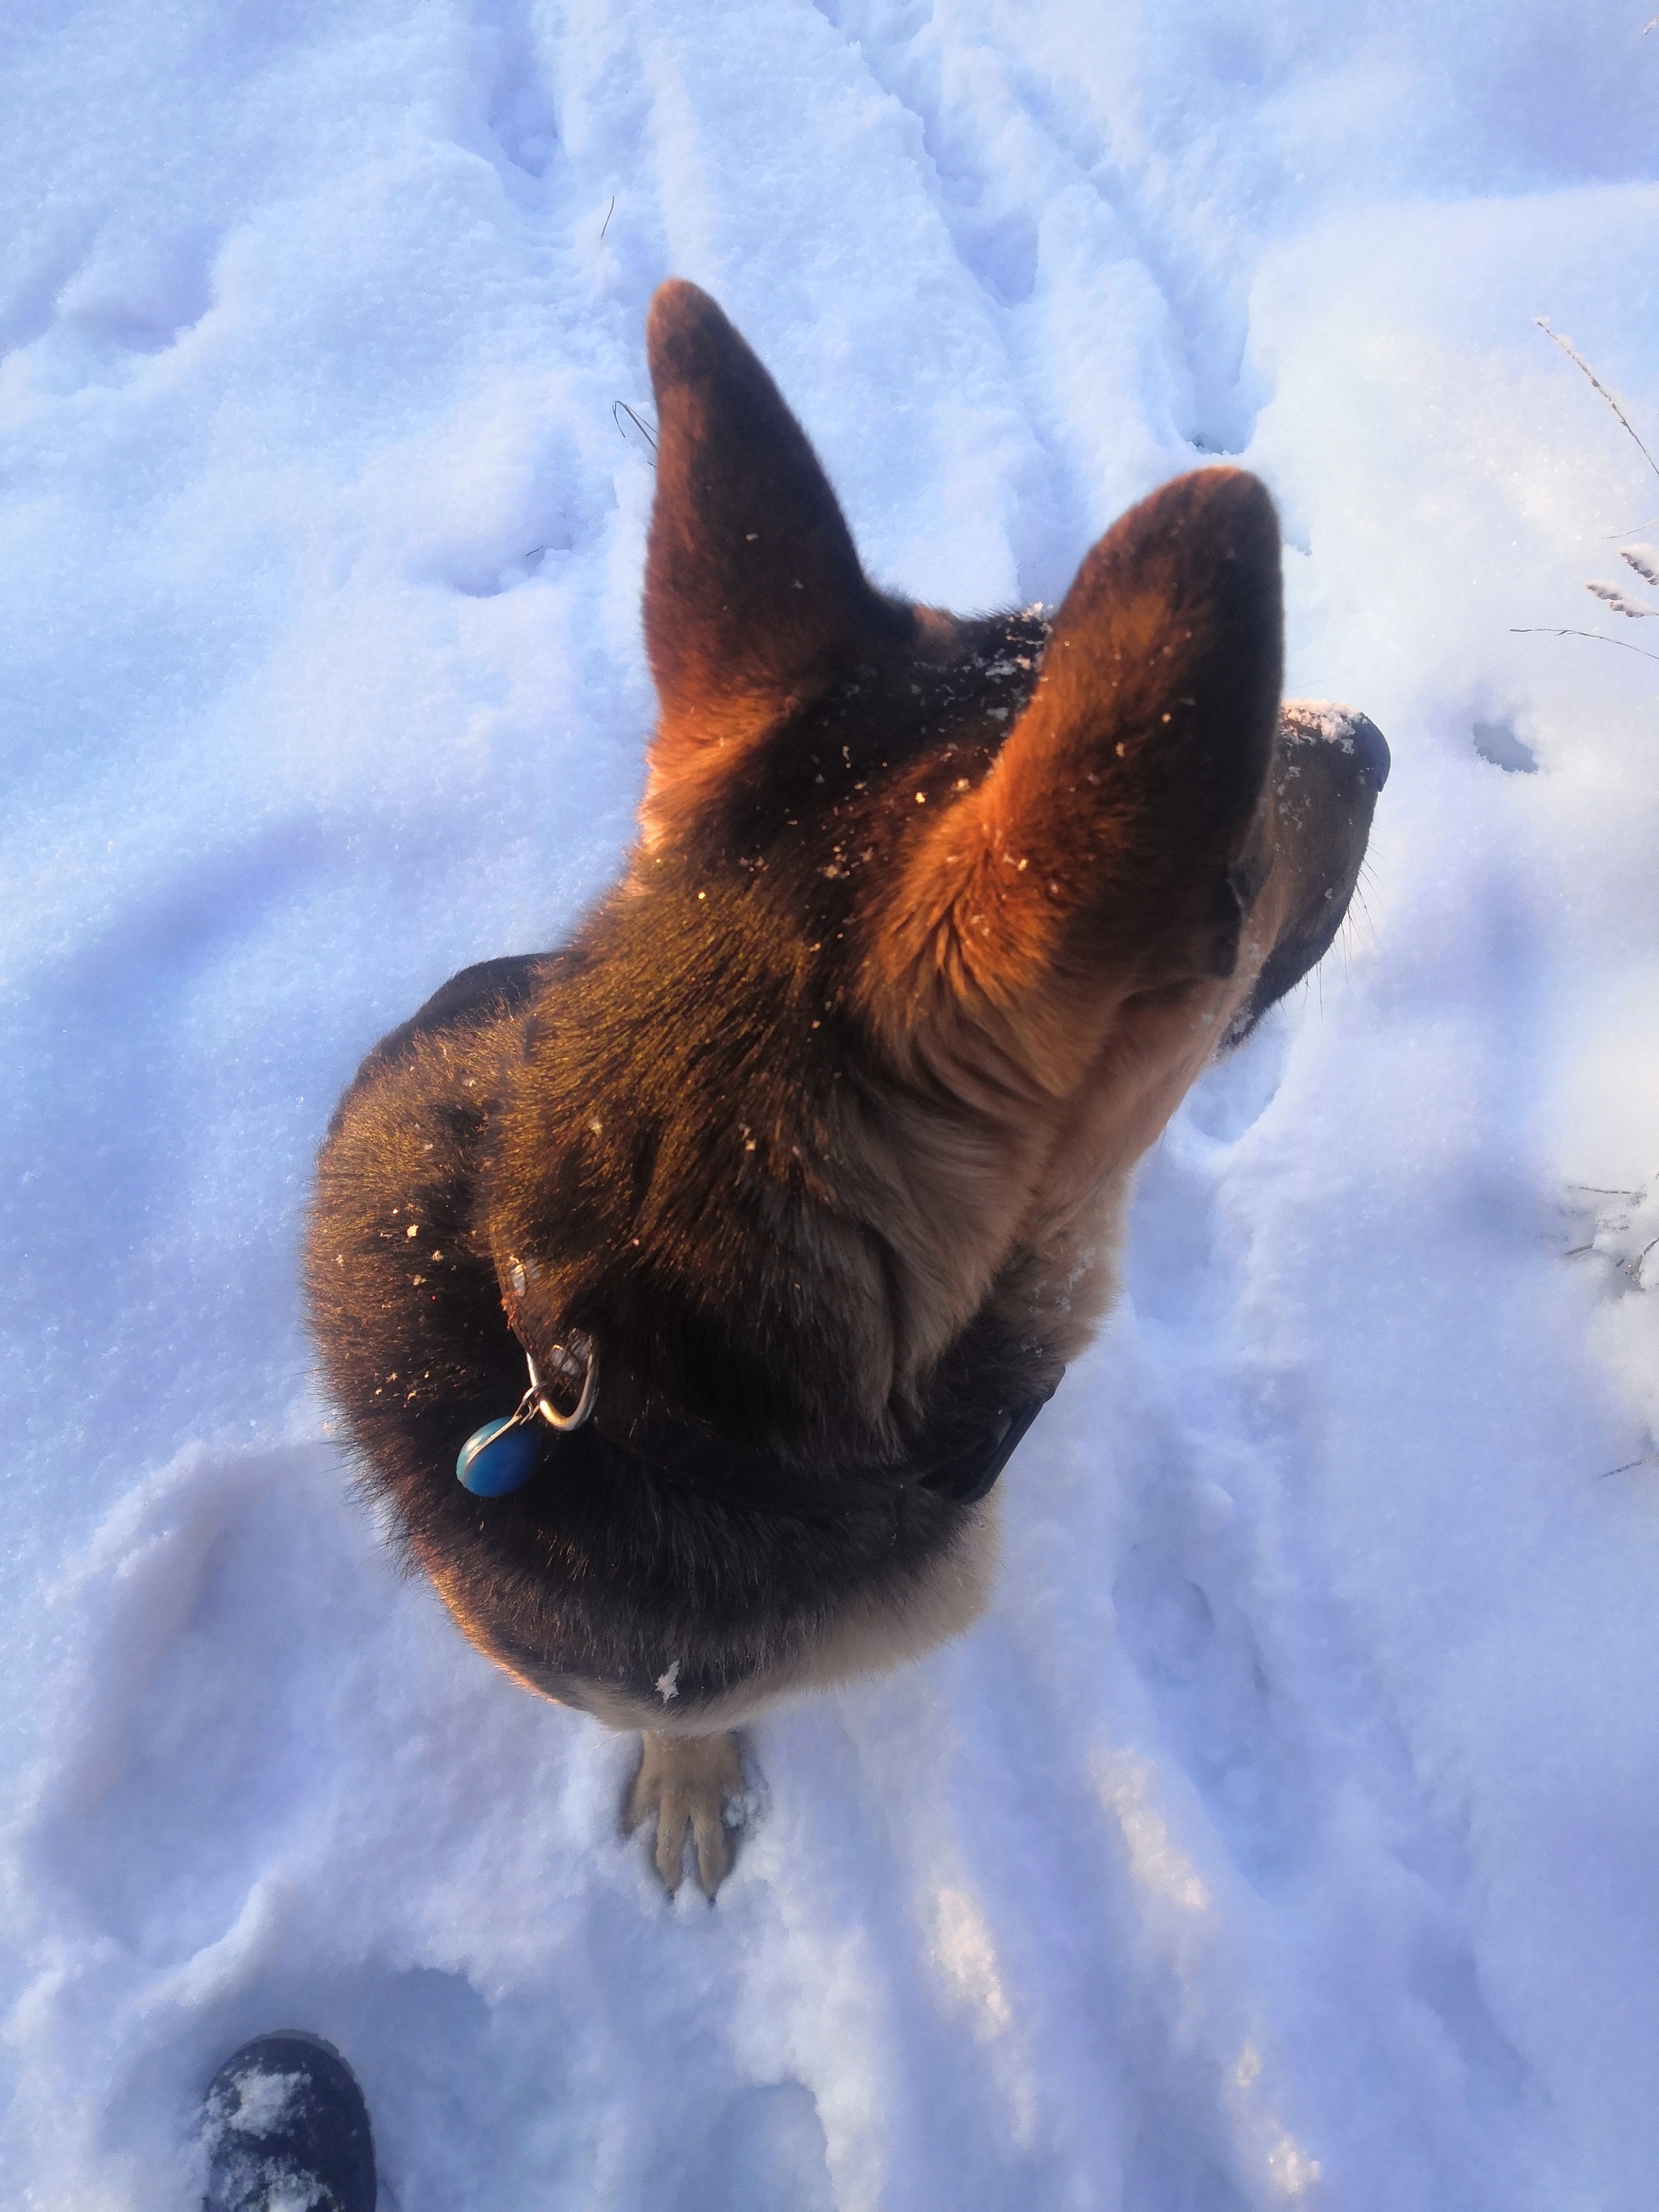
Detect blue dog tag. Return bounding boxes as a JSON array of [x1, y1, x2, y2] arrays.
[[457, 1416, 542, 1497], [454, 1340, 598, 1497]]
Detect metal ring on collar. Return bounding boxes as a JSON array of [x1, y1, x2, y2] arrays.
[[528, 1336, 599, 1432]]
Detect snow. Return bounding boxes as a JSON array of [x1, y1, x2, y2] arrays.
[[2, 1, 1657, 2205]]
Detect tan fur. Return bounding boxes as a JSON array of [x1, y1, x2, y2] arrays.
[[625, 1731, 748, 1896]]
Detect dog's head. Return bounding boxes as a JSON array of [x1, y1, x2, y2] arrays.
[[493, 283, 1385, 1456]]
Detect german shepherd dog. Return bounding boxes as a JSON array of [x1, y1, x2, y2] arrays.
[[307, 281, 1386, 1895]]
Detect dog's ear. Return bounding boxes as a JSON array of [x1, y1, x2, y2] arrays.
[[870, 467, 1282, 1093], [640, 281, 910, 843]]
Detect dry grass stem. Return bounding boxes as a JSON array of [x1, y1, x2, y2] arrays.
[[1535, 318, 1659, 478], [1586, 581, 1657, 618], [612, 400, 659, 462], [1510, 626, 1659, 662]]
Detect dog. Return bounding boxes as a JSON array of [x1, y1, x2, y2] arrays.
[[306, 279, 1387, 1896]]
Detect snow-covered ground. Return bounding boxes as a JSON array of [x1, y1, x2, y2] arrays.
[[3, 2, 1657, 2204]]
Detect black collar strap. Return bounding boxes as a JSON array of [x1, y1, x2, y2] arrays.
[[459, 1314, 1060, 1508], [903, 1382, 1059, 1504], [574, 1334, 1062, 1508]]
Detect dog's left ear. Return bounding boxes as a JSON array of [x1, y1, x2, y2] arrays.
[[639, 281, 911, 844]]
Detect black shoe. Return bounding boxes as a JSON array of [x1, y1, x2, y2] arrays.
[[200, 2031, 376, 2211]]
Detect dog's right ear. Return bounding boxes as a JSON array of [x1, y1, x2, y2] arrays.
[[868, 467, 1283, 1097], [639, 280, 910, 846]]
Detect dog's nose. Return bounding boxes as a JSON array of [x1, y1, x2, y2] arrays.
[[1350, 713, 1390, 793]]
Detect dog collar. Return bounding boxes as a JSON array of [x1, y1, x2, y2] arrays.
[[906, 1383, 1057, 1506], [455, 1321, 1059, 1507]]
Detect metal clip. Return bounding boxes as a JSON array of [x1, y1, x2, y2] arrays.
[[527, 1332, 599, 1433]]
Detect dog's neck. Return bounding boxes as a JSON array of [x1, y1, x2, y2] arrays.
[[493, 1238, 1061, 1507]]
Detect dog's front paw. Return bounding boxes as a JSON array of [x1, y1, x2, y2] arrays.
[[624, 1729, 748, 1898]]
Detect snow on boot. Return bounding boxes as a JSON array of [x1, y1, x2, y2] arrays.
[[200, 2031, 376, 2212]]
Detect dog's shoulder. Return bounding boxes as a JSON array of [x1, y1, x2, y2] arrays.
[[328, 950, 571, 1133], [307, 953, 581, 1498]]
